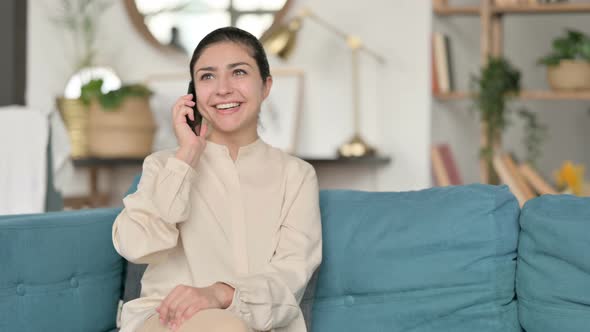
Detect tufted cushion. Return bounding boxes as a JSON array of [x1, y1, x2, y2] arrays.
[[312, 184, 521, 332], [516, 195, 590, 332], [0, 208, 124, 332]]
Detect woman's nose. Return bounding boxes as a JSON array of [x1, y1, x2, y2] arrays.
[[215, 76, 233, 96]]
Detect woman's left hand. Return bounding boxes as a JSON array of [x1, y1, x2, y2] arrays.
[[156, 283, 234, 331]]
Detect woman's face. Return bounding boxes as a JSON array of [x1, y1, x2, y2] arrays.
[[192, 41, 272, 140]]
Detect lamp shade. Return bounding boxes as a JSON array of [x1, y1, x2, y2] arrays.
[[261, 18, 302, 60]]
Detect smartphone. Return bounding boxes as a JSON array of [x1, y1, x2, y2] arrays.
[[186, 81, 203, 135]]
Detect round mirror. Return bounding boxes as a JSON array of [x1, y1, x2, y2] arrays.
[[124, 0, 292, 56]]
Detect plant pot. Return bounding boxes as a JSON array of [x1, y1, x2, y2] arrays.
[[547, 60, 590, 91], [56, 97, 90, 158], [88, 96, 156, 158]]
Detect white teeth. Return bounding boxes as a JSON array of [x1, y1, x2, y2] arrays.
[[216, 102, 240, 110]]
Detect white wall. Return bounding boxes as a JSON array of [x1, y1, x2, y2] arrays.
[[432, 5, 590, 184], [27, 0, 432, 202]]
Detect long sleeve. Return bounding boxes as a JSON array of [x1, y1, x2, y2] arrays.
[[225, 166, 322, 331], [112, 153, 197, 264]]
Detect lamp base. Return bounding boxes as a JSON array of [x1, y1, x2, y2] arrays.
[[337, 134, 376, 158]]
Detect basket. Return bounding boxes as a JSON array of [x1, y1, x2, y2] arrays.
[[88, 96, 156, 158], [56, 97, 90, 158], [547, 60, 590, 91]]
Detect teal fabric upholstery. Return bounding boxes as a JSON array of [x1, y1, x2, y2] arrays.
[[516, 195, 590, 332], [0, 208, 124, 332], [312, 184, 521, 331], [3, 180, 589, 332]]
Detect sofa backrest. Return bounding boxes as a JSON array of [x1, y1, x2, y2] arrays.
[[312, 184, 522, 332], [0, 208, 124, 332], [517, 194, 590, 332]]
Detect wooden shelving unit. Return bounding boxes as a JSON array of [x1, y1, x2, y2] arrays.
[[434, 90, 590, 101], [433, 0, 590, 183]]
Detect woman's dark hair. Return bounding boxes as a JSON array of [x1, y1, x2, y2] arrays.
[[189, 27, 271, 83]]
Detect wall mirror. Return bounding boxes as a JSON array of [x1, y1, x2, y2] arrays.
[[124, 0, 292, 56]]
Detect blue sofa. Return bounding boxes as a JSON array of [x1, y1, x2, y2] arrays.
[[1, 183, 589, 332]]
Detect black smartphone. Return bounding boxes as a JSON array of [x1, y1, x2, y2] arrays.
[[186, 81, 203, 135]]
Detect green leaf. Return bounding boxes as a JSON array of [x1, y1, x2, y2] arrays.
[[80, 79, 153, 110], [80, 79, 103, 105], [538, 28, 590, 66]]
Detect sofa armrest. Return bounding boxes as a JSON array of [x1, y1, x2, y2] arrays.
[[0, 208, 125, 332]]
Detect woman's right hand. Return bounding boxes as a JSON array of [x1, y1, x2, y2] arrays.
[[172, 94, 208, 168]]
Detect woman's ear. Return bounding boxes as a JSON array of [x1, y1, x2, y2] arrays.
[[262, 76, 273, 100]]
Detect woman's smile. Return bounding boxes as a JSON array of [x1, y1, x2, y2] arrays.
[[213, 101, 243, 115]]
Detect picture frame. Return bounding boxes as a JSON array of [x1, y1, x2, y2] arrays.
[[259, 67, 305, 155], [143, 73, 191, 151]]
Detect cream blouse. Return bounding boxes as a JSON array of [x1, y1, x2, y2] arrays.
[[112, 139, 322, 332]]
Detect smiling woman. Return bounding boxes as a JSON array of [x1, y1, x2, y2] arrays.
[[112, 26, 322, 332], [123, 0, 292, 57]]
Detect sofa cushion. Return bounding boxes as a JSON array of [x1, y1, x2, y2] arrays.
[[516, 194, 590, 332], [312, 184, 521, 332], [0, 208, 124, 332]]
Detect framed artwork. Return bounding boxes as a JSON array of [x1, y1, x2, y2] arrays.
[[259, 67, 305, 154]]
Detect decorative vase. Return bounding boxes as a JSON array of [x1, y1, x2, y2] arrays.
[[547, 60, 590, 91], [88, 96, 156, 158], [56, 97, 90, 158]]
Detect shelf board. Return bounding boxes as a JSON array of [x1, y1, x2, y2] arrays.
[[494, 3, 590, 14], [434, 3, 590, 16], [72, 157, 144, 167], [434, 90, 590, 101], [433, 91, 471, 101], [433, 5, 479, 16], [519, 90, 590, 100], [302, 155, 392, 166]]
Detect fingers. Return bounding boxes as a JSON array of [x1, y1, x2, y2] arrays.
[[172, 97, 196, 120], [157, 285, 184, 325], [174, 106, 194, 126], [173, 304, 202, 330]]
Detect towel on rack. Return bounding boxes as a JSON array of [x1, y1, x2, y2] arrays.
[[0, 106, 48, 214]]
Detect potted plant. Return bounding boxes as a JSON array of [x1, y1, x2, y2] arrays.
[[538, 29, 590, 91], [471, 56, 547, 184], [81, 79, 156, 158]]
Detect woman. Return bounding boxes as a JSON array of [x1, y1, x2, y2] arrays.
[[112, 27, 322, 332]]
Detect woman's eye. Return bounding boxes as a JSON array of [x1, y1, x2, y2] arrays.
[[234, 69, 246, 76], [200, 73, 213, 80]]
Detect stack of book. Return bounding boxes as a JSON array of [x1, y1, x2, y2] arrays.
[[431, 145, 564, 207], [492, 154, 557, 206]]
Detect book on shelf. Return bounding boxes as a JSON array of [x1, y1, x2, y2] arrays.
[[493, 153, 535, 206], [519, 163, 558, 195], [431, 36, 440, 95], [432, 32, 454, 95], [503, 154, 536, 200], [431, 144, 462, 187]]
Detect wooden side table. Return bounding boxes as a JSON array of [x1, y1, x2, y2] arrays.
[[65, 157, 144, 209], [64, 155, 392, 209]]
